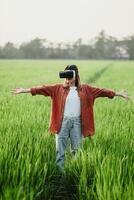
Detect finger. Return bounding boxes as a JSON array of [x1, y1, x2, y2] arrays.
[[126, 96, 130, 100]]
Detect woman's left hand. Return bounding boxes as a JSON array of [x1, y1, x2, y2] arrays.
[[115, 90, 130, 100]]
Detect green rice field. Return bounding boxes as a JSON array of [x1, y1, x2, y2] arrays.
[[0, 60, 134, 200]]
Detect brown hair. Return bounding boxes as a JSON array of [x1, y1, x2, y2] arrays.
[[64, 64, 80, 87]]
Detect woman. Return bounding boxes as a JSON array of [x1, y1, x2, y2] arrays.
[[12, 64, 129, 171]]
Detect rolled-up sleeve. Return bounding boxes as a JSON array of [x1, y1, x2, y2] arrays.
[[30, 85, 57, 97]]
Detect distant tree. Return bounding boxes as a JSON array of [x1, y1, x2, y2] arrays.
[[47, 42, 55, 58], [0, 46, 4, 58], [2, 42, 19, 59], [122, 34, 134, 59], [72, 38, 83, 59], [54, 42, 63, 58], [64, 43, 74, 59], [94, 30, 107, 59], [0, 32, 134, 59], [20, 38, 46, 59], [105, 36, 119, 59], [94, 30, 118, 59]]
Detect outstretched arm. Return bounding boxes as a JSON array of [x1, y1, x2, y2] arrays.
[[87, 85, 130, 100], [12, 88, 31, 95], [115, 90, 129, 100], [12, 84, 58, 96]]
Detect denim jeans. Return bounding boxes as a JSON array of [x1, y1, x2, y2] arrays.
[[55, 116, 82, 171]]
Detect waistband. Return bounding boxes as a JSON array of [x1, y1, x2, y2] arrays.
[[63, 115, 81, 119]]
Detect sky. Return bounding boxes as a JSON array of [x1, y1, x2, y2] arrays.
[[0, 0, 134, 45]]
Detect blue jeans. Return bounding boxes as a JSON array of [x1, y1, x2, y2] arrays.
[[56, 116, 82, 171]]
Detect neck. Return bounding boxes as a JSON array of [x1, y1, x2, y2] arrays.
[[70, 83, 75, 87]]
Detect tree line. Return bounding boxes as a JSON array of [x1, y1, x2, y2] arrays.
[[0, 31, 134, 60]]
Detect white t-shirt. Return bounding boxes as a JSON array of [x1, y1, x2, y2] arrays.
[[64, 86, 81, 117]]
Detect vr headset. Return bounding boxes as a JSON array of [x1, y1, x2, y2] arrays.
[[59, 70, 75, 79]]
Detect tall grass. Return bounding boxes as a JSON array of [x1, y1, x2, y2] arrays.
[[0, 60, 133, 200]]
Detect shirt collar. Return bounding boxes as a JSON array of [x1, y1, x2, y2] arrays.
[[63, 84, 82, 91]]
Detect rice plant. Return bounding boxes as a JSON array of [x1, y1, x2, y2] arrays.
[[0, 60, 133, 200]]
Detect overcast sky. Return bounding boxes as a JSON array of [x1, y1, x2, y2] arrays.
[[0, 0, 134, 45]]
